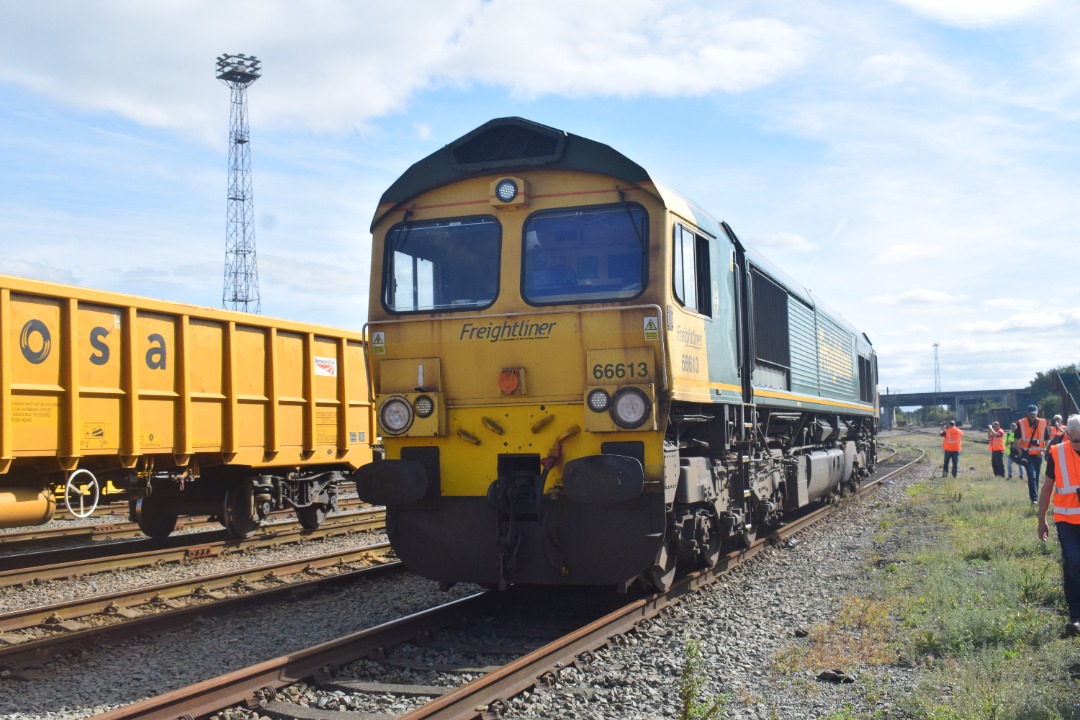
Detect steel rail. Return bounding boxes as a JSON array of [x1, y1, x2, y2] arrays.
[[0, 546, 398, 672], [0, 543, 394, 634], [89, 593, 497, 720], [0, 498, 370, 548], [0, 509, 386, 588]]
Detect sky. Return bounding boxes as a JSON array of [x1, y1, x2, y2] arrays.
[[1, 0, 1079, 399]]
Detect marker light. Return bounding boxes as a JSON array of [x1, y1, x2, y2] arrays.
[[495, 179, 518, 202], [610, 387, 650, 428], [379, 397, 414, 435], [587, 389, 611, 413], [414, 395, 435, 418]]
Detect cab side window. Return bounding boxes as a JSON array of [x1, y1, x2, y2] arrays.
[[673, 224, 711, 317]]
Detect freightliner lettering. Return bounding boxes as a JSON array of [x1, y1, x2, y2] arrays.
[[459, 319, 557, 342]]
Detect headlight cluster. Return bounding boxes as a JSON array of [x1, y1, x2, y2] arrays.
[[378, 394, 436, 435], [586, 387, 651, 429]]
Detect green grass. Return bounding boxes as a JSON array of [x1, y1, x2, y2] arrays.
[[775, 431, 1080, 719], [677, 638, 728, 720]]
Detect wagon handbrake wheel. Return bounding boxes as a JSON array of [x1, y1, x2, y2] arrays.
[[64, 468, 101, 519]]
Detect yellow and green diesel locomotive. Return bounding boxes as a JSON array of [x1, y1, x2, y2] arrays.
[[356, 117, 877, 590]]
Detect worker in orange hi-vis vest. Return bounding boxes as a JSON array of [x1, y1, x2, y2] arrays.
[[1019, 404, 1050, 504], [1037, 414, 1080, 637], [988, 421, 1006, 477], [940, 420, 964, 478], [1051, 415, 1065, 443]]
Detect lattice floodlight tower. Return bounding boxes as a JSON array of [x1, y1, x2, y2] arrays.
[[216, 53, 262, 313]]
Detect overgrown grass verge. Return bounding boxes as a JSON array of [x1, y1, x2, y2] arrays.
[[774, 432, 1080, 719]]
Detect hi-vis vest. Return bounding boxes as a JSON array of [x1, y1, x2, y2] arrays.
[[942, 427, 963, 452], [1050, 424, 1065, 442], [989, 429, 1004, 452], [1019, 417, 1047, 455], [1050, 440, 1080, 524]]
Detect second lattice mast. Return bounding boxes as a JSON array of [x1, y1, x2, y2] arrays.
[[216, 53, 262, 313]]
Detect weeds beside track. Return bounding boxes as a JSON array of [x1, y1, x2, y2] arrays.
[[776, 430, 1080, 720]]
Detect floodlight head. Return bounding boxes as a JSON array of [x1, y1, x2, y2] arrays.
[[216, 53, 262, 83]]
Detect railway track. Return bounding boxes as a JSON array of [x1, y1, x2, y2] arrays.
[[0, 543, 398, 673], [0, 507, 386, 588], [88, 448, 924, 720], [0, 497, 371, 554]]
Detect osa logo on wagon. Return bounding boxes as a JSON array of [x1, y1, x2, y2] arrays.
[[18, 318, 168, 370]]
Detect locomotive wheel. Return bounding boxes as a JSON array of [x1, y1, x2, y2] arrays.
[[64, 468, 101, 519], [296, 503, 329, 530], [697, 517, 722, 568], [646, 540, 677, 592], [222, 482, 260, 539], [734, 522, 757, 549], [135, 495, 178, 540], [734, 500, 758, 549]]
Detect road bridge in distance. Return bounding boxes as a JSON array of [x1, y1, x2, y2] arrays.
[[879, 387, 1030, 428], [880, 370, 1079, 429]]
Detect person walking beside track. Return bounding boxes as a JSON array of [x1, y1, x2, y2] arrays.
[[988, 421, 1006, 477], [1037, 414, 1080, 637], [940, 420, 964, 478], [1051, 414, 1065, 443], [1019, 405, 1050, 504], [1006, 422, 1024, 481]]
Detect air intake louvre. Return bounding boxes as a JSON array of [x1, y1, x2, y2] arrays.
[[452, 124, 564, 170]]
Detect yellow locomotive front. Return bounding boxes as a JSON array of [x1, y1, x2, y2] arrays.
[[357, 118, 674, 589]]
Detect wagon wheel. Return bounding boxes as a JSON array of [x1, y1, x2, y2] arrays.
[[296, 503, 329, 530], [646, 539, 678, 592], [222, 480, 260, 539], [64, 468, 101, 519], [134, 494, 178, 540]]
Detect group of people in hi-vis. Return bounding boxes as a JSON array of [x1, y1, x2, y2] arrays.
[[939, 407, 1080, 637]]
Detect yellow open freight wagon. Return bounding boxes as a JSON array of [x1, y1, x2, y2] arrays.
[[0, 275, 374, 537]]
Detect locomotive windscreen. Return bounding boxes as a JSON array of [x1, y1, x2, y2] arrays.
[[383, 216, 500, 312], [521, 204, 646, 305]]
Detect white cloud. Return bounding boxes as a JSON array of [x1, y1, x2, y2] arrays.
[[752, 232, 818, 252], [982, 297, 1023, 308], [870, 244, 946, 265], [0, 1, 813, 144], [444, 3, 811, 99], [890, 0, 1048, 28], [868, 290, 964, 305], [858, 52, 968, 91], [956, 309, 1080, 333]]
